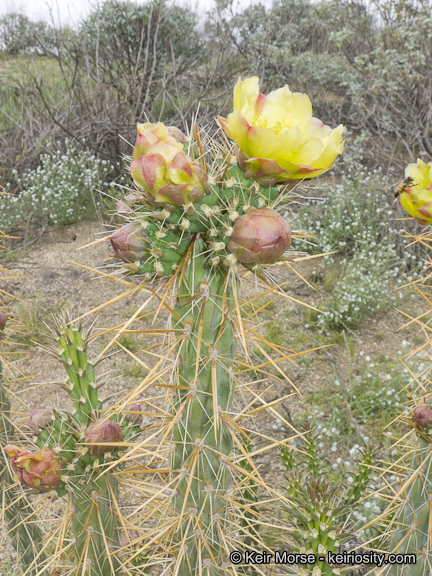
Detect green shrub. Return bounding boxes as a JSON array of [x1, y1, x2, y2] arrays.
[[1, 139, 119, 229], [293, 167, 419, 330]]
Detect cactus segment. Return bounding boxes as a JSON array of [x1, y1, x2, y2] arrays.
[[69, 472, 121, 575], [379, 436, 432, 576], [288, 477, 353, 576], [170, 238, 236, 574], [2, 317, 139, 574], [106, 122, 302, 573], [53, 322, 102, 426], [112, 161, 284, 281]]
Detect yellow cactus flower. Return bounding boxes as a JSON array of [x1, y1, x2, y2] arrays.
[[130, 122, 209, 206], [218, 77, 345, 184], [133, 122, 185, 161], [398, 159, 432, 225]]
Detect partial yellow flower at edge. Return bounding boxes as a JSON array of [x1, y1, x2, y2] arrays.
[[398, 158, 432, 225], [233, 76, 260, 111], [218, 76, 345, 183]]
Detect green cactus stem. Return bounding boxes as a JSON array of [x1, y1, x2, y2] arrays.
[[288, 477, 353, 576], [381, 435, 432, 576], [46, 320, 124, 574], [9, 318, 135, 575], [69, 472, 121, 575], [170, 237, 237, 574]]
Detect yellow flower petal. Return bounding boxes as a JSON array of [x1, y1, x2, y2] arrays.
[[137, 122, 168, 141], [233, 76, 259, 112], [263, 87, 312, 131], [406, 159, 432, 190], [311, 139, 344, 170], [223, 111, 256, 157]]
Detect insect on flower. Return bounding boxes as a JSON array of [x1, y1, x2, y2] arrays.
[[394, 176, 416, 199]]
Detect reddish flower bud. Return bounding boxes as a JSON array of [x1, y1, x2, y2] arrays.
[[123, 403, 142, 425], [4, 445, 62, 492], [0, 310, 7, 331], [29, 409, 52, 435], [110, 222, 148, 263], [115, 200, 130, 215], [413, 405, 432, 431], [84, 419, 124, 456], [228, 207, 292, 264]]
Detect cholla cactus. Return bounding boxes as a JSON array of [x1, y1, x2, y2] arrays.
[[365, 405, 432, 575], [1, 227, 48, 574], [94, 78, 345, 575], [280, 426, 373, 576], [0, 367, 49, 575], [288, 477, 353, 576]]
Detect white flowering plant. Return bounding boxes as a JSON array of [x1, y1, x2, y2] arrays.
[[0, 139, 119, 229], [293, 166, 419, 329]]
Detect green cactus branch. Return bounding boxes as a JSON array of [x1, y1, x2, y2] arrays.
[[169, 237, 237, 574]]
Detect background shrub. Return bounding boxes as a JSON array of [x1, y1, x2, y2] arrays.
[[1, 139, 118, 229], [292, 166, 420, 329]]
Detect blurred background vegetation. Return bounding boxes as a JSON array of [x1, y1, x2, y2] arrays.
[[0, 0, 429, 338], [0, 0, 431, 183]]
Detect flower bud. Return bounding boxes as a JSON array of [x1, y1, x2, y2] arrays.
[[227, 207, 292, 264], [0, 310, 7, 331], [115, 200, 130, 215], [130, 122, 209, 206], [115, 193, 146, 216], [110, 222, 148, 263], [84, 419, 124, 456], [4, 445, 62, 492], [412, 405, 432, 431], [29, 409, 52, 435], [123, 403, 142, 425]]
